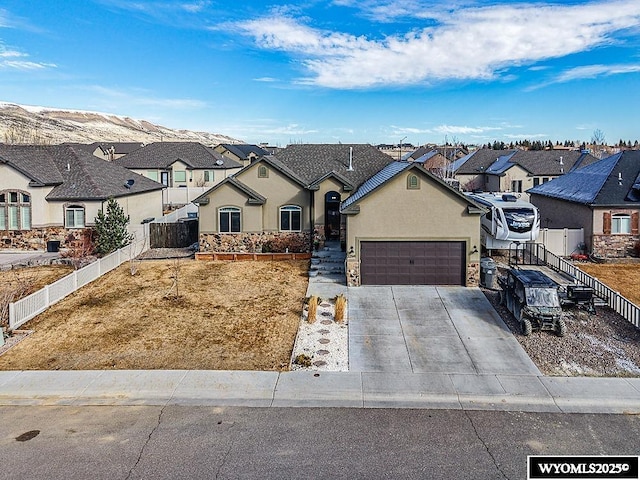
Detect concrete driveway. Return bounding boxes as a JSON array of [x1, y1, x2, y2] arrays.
[[348, 286, 541, 375]]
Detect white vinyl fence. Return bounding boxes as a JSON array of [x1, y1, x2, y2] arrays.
[[152, 203, 198, 224], [8, 238, 149, 330], [538, 228, 584, 257], [163, 187, 207, 207], [524, 243, 640, 328]]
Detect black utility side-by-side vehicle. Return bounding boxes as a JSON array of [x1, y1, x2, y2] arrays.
[[497, 268, 566, 337]]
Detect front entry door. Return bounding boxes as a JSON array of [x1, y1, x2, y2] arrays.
[[325, 191, 341, 240]]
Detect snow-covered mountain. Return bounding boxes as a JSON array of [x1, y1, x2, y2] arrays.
[[0, 102, 242, 145]]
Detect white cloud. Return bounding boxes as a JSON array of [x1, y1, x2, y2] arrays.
[[554, 64, 640, 83], [86, 85, 206, 109], [0, 50, 26, 58], [432, 124, 503, 135], [0, 60, 56, 70], [253, 77, 278, 83], [503, 133, 549, 139], [236, 0, 640, 89]]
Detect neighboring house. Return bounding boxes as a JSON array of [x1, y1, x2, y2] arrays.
[[65, 142, 145, 161], [213, 144, 271, 167], [114, 142, 242, 188], [528, 150, 640, 258], [340, 162, 484, 286], [453, 149, 517, 191], [0, 144, 164, 250], [453, 149, 597, 197], [194, 144, 395, 254]]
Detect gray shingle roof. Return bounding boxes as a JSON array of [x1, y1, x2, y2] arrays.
[[0, 144, 164, 200], [527, 150, 640, 206], [114, 142, 242, 169], [274, 144, 394, 188], [498, 150, 598, 176], [218, 144, 270, 160]]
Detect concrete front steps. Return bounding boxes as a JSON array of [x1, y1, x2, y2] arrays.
[[309, 242, 346, 284]]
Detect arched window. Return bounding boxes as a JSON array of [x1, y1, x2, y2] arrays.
[[0, 190, 31, 231], [219, 206, 241, 233], [407, 174, 420, 190], [258, 165, 269, 178], [612, 213, 631, 234], [279, 205, 302, 232], [65, 205, 85, 228]]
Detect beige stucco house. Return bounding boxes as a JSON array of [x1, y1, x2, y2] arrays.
[[0, 144, 164, 250], [195, 144, 394, 254], [195, 144, 484, 286], [340, 162, 484, 286], [529, 150, 640, 258]]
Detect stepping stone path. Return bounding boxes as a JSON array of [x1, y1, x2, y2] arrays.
[[290, 296, 348, 372]]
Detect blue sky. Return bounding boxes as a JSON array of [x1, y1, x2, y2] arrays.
[[1, 0, 639, 146]]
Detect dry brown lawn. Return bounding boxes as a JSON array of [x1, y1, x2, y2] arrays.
[[577, 263, 640, 306], [1, 265, 75, 295], [0, 259, 309, 371]]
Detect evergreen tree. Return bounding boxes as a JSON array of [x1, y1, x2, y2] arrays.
[[94, 198, 134, 255]]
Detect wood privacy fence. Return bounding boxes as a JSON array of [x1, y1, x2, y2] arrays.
[[150, 219, 198, 248], [523, 243, 640, 328], [9, 239, 148, 330]]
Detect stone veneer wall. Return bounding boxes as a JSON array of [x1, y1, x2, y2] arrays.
[[0, 228, 85, 251], [344, 258, 479, 287], [592, 235, 640, 258], [467, 262, 479, 287], [200, 231, 311, 253]]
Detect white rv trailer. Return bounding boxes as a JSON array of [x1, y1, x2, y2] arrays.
[[465, 192, 540, 250]]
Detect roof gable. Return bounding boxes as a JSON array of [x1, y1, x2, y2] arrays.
[[341, 161, 484, 214], [192, 176, 266, 205]]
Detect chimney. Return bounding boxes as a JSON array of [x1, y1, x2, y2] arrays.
[[347, 146, 354, 171]]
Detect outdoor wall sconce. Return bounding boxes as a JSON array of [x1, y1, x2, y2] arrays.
[[470, 245, 478, 255], [348, 246, 355, 257]]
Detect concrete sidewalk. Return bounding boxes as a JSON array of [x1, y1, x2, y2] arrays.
[[0, 370, 638, 414]]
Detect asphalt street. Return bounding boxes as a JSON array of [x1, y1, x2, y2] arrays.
[[1, 406, 638, 480]]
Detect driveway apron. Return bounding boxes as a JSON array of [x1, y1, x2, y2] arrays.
[[348, 286, 540, 375]]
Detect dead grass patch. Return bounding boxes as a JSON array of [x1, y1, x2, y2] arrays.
[[577, 263, 640, 305], [0, 260, 309, 371], [0, 265, 74, 294]]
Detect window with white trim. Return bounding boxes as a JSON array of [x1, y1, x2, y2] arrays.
[[174, 171, 187, 183], [219, 207, 241, 233], [0, 190, 31, 230], [407, 174, 420, 190], [279, 205, 301, 231], [258, 165, 269, 178], [612, 213, 631, 234], [65, 205, 85, 228]]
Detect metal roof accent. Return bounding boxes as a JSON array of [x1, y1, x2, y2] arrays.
[[527, 153, 621, 205], [340, 161, 413, 211]]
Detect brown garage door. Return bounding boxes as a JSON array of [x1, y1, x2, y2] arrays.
[[360, 241, 465, 286]]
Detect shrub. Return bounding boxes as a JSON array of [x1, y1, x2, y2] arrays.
[[334, 294, 347, 323], [307, 295, 319, 323]]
